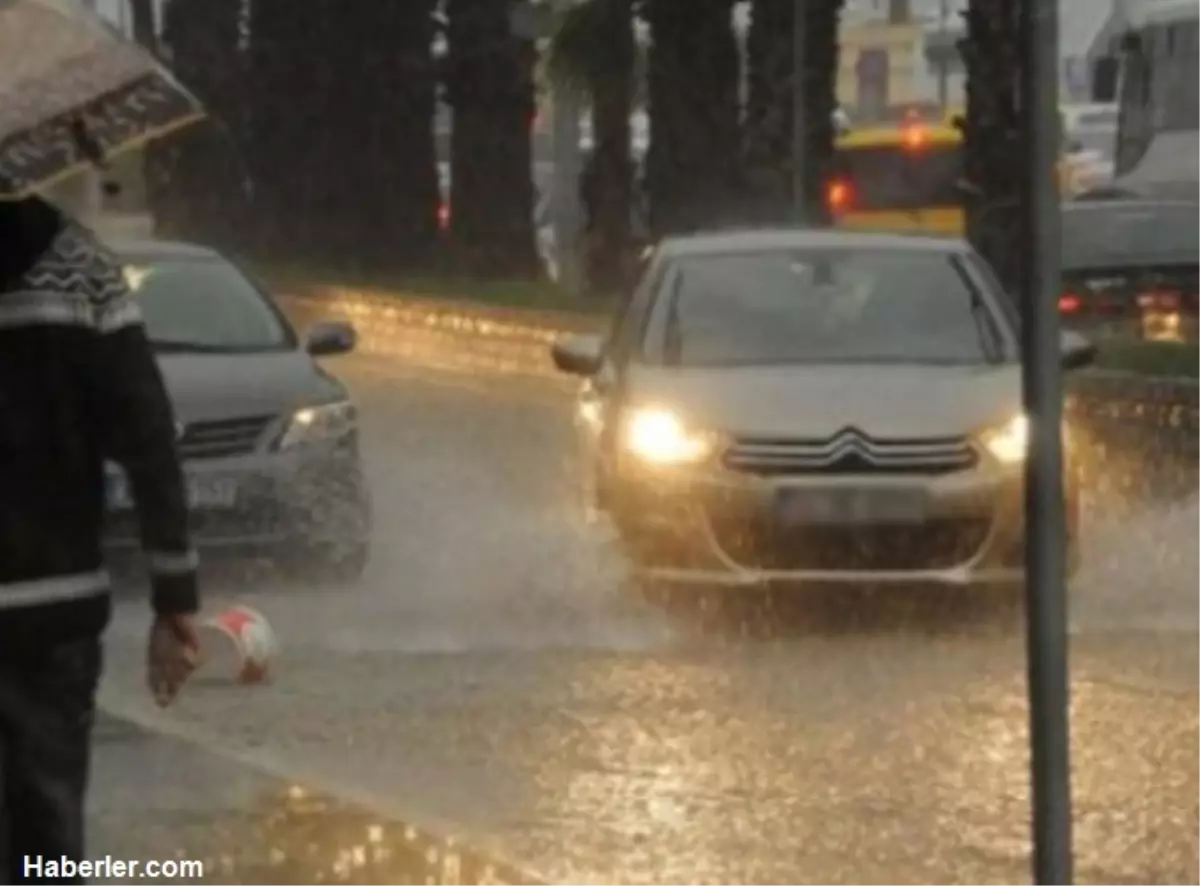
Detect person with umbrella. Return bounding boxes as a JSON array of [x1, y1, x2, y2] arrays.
[[0, 3, 207, 880]]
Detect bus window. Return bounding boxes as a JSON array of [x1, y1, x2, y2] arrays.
[[829, 142, 963, 212]]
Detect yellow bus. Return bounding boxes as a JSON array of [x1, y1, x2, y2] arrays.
[[827, 113, 1075, 237], [827, 117, 967, 236]]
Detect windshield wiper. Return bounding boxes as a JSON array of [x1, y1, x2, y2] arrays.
[[951, 258, 1006, 363], [151, 340, 248, 354], [662, 271, 684, 366], [967, 288, 1004, 363]]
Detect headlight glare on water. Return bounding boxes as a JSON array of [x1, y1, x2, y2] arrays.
[[621, 407, 717, 466]]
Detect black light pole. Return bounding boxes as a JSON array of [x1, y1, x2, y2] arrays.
[[1017, 0, 1075, 882]]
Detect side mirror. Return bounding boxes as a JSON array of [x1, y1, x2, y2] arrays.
[[1091, 56, 1119, 103], [305, 320, 357, 357], [550, 333, 604, 376], [1061, 330, 1097, 370]]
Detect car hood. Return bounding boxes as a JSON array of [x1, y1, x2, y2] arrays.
[[156, 350, 346, 424], [625, 363, 1023, 439]]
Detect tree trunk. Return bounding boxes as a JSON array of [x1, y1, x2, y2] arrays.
[[744, 0, 793, 222], [149, 0, 247, 248], [247, 0, 332, 259], [249, 0, 439, 273], [744, 0, 844, 224], [585, 0, 635, 292], [127, 0, 157, 51], [645, 0, 741, 235], [316, 1, 441, 272], [960, 0, 1022, 289], [798, 0, 843, 225], [446, 0, 540, 278]]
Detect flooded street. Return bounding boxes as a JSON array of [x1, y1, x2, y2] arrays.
[[95, 356, 1198, 884]]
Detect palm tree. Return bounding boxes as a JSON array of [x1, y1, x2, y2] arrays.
[[319, 1, 442, 272], [445, 0, 540, 277], [958, 0, 1022, 288], [149, 0, 248, 247], [248, 0, 440, 272], [644, 0, 741, 234], [545, 0, 636, 292], [744, 0, 845, 224], [246, 0, 330, 258], [127, 0, 157, 50], [744, 0, 792, 221]]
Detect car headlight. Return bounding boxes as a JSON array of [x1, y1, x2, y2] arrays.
[[621, 407, 718, 466], [981, 414, 1029, 464], [278, 400, 357, 450], [981, 414, 1078, 466]]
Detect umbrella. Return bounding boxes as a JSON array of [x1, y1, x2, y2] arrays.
[[0, 0, 205, 199]]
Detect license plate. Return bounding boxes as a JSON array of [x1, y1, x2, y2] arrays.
[[106, 471, 238, 511], [776, 487, 926, 526]]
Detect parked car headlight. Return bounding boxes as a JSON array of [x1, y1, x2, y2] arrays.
[[279, 400, 357, 450], [621, 407, 718, 466], [981, 414, 1029, 464]]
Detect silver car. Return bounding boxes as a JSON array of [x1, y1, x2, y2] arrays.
[[551, 229, 1092, 592]]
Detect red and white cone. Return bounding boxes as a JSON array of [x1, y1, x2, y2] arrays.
[[202, 604, 277, 684]]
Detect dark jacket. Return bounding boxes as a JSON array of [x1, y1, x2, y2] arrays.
[[0, 202, 198, 644]]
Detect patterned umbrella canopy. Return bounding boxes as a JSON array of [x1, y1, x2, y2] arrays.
[[0, 0, 206, 199]]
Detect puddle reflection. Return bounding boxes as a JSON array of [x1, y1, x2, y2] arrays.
[[126, 784, 537, 886]]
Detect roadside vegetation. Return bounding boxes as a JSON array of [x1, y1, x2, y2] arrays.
[[1094, 340, 1199, 379]]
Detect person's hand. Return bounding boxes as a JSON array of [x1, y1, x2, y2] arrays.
[[147, 613, 202, 707]]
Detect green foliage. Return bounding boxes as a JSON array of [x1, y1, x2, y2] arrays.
[[445, 0, 541, 277], [744, 0, 845, 224], [645, 0, 741, 234], [545, 0, 625, 98], [264, 262, 616, 315], [959, 1, 1022, 288], [1094, 341, 1200, 379]]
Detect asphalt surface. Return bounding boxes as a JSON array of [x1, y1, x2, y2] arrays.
[[89, 713, 528, 885], [96, 354, 1199, 884]]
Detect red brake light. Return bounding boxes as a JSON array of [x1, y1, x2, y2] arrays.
[[902, 125, 927, 150], [1058, 293, 1083, 314], [827, 179, 853, 213]]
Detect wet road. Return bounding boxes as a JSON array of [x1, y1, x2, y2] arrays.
[[98, 354, 1199, 884]]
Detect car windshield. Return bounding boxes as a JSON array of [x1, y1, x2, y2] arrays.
[[1061, 204, 1200, 268], [656, 248, 998, 367], [119, 255, 292, 352]]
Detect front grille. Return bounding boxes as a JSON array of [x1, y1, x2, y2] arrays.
[[105, 501, 285, 542], [706, 503, 991, 572], [179, 415, 275, 460], [723, 434, 977, 476]]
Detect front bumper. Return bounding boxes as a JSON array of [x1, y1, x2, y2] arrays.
[[608, 456, 1078, 590], [103, 438, 369, 555]]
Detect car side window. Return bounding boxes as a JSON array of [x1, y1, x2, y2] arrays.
[[607, 253, 665, 365]]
